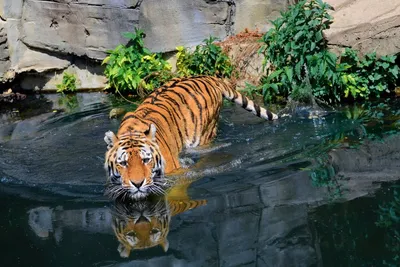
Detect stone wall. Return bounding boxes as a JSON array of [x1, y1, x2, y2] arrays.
[[0, 0, 399, 90], [325, 0, 400, 57], [0, 0, 294, 90]]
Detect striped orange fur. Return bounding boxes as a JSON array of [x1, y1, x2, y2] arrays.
[[104, 76, 277, 200]]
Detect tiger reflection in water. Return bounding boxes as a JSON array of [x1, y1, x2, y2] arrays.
[[27, 180, 206, 258]]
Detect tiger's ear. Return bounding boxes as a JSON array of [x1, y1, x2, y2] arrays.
[[118, 243, 131, 258], [160, 239, 169, 252], [104, 131, 118, 150], [144, 124, 157, 141]]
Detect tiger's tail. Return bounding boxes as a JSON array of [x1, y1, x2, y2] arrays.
[[219, 79, 278, 120]]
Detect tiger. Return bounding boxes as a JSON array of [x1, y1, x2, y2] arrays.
[[112, 180, 207, 257], [104, 76, 278, 200]]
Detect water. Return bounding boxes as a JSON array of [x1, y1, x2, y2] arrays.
[[0, 93, 399, 267]]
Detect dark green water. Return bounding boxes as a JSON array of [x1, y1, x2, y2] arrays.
[[0, 93, 399, 267]]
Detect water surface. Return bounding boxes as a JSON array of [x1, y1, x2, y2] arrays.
[[1, 93, 399, 266]]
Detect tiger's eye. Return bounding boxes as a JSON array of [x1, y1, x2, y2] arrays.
[[150, 228, 159, 234], [127, 231, 137, 237], [142, 158, 151, 164], [119, 161, 127, 167]]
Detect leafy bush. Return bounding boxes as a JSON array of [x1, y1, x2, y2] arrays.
[[56, 72, 78, 93], [176, 36, 233, 78], [102, 28, 173, 96], [339, 49, 399, 100], [258, 0, 337, 102], [254, 0, 399, 103]]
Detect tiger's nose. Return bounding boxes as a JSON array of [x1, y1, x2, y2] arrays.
[[130, 180, 144, 189]]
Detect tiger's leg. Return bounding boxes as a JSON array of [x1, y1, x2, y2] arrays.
[[187, 109, 230, 155]]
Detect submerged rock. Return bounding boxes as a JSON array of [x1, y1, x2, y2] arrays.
[[0, 89, 26, 103]]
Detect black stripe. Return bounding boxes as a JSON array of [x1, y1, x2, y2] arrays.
[[241, 95, 248, 108], [187, 79, 210, 120], [146, 119, 173, 162], [189, 79, 209, 107], [174, 84, 203, 145], [198, 78, 219, 107], [151, 101, 184, 149], [267, 110, 273, 120], [159, 89, 196, 145], [254, 104, 261, 117], [139, 109, 170, 143], [141, 107, 181, 151], [162, 95, 190, 140]]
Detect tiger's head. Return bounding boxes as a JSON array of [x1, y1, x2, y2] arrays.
[[104, 123, 166, 200], [112, 197, 170, 258]]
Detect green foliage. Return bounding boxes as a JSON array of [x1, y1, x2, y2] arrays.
[[176, 36, 233, 78], [253, 0, 399, 103], [258, 0, 337, 102], [376, 188, 400, 266], [339, 49, 399, 100], [102, 28, 173, 96], [56, 72, 78, 93]]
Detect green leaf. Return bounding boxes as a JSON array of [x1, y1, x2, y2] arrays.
[[389, 67, 399, 78], [284, 67, 294, 82], [326, 52, 337, 67], [267, 69, 283, 82], [294, 31, 304, 41], [295, 61, 302, 78], [269, 83, 279, 93], [315, 31, 323, 42]]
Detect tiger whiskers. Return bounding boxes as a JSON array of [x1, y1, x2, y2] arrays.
[[148, 182, 166, 195], [105, 180, 167, 201]]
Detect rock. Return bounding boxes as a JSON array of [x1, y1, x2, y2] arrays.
[[0, 0, 23, 19], [4, 17, 70, 73], [21, 0, 141, 60], [19, 60, 107, 91], [259, 171, 328, 207], [0, 90, 26, 103], [0, 20, 10, 79], [109, 108, 126, 119], [257, 205, 318, 267], [325, 0, 400, 57], [139, 0, 232, 52], [234, 0, 294, 34]]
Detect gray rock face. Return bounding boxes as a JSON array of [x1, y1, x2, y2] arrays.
[[325, 0, 400, 57], [139, 0, 232, 52], [0, 0, 292, 88], [0, 0, 23, 19], [21, 0, 141, 60], [0, 0, 398, 88], [235, 0, 293, 33], [0, 21, 10, 77]]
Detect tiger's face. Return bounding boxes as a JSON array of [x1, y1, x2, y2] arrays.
[[104, 124, 166, 200], [112, 198, 170, 258]]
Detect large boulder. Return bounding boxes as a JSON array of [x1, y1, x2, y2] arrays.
[[234, 0, 297, 33], [0, 21, 11, 80], [20, 0, 141, 60], [325, 0, 400, 57]]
